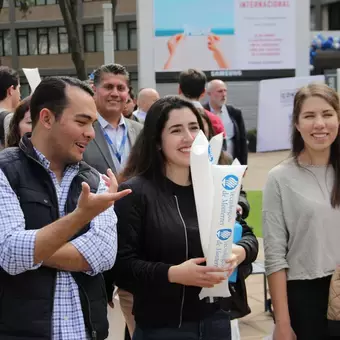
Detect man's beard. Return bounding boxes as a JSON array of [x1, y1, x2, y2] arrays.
[[218, 99, 226, 107]]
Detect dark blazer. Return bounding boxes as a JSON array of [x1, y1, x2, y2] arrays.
[[83, 117, 143, 175], [203, 103, 248, 165]]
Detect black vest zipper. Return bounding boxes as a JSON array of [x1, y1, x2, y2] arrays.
[[77, 280, 97, 340], [26, 155, 96, 339], [26, 154, 59, 340]]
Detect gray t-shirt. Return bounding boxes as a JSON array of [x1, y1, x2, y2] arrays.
[[263, 158, 340, 280]]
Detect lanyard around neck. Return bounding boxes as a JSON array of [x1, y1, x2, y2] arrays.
[[102, 126, 128, 164]]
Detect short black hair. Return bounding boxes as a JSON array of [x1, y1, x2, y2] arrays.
[[179, 69, 207, 99], [30, 76, 94, 129], [93, 63, 130, 87], [0, 66, 19, 101]]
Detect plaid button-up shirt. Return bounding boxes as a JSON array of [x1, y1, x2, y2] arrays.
[[0, 149, 117, 339]]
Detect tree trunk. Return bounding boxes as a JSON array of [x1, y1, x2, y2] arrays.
[[58, 0, 87, 80]]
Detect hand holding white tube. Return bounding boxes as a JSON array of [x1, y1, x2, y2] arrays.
[[168, 258, 227, 288]]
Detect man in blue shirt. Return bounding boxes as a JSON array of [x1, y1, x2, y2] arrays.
[[83, 64, 143, 175], [0, 76, 131, 339]]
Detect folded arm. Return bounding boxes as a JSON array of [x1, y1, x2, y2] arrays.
[[0, 170, 85, 275], [237, 218, 259, 265]]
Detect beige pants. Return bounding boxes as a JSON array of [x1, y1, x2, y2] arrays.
[[117, 288, 135, 337]]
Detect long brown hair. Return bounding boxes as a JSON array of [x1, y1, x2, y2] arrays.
[[291, 83, 340, 208], [6, 96, 31, 147], [119, 96, 205, 184]]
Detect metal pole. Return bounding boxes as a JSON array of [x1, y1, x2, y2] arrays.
[[295, 0, 310, 77], [103, 3, 115, 64], [337, 69, 340, 94], [136, 0, 156, 89]]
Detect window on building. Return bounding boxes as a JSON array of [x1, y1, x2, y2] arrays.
[[116, 22, 137, 50], [310, 6, 316, 30], [15, 0, 58, 5], [59, 27, 69, 53], [0, 30, 12, 56], [129, 22, 137, 50], [328, 2, 340, 30], [83, 21, 137, 52], [16, 27, 69, 56], [116, 23, 128, 51], [84, 24, 104, 52], [20, 84, 30, 99]]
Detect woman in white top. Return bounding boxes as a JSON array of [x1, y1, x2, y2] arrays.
[[263, 83, 340, 340]]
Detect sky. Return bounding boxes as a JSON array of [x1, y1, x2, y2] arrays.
[[154, 0, 234, 31]]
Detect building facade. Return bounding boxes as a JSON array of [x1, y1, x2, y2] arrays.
[[1, 1, 340, 131], [311, 0, 340, 30], [0, 0, 137, 97]]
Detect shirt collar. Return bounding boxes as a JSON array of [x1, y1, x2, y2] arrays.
[[97, 114, 126, 130], [209, 102, 227, 114], [191, 100, 204, 109], [135, 109, 147, 119], [33, 147, 79, 172], [180, 96, 204, 110]]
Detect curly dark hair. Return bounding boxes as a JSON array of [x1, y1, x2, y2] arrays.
[[6, 96, 31, 147]]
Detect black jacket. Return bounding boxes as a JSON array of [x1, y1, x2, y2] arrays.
[[203, 103, 248, 165], [109, 175, 258, 328], [0, 135, 109, 340]]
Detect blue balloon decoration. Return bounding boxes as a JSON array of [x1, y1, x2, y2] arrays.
[[310, 34, 340, 67], [88, 71, 95, 80]]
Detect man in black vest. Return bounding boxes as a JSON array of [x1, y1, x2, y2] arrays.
[[0, 76, 131, 340]]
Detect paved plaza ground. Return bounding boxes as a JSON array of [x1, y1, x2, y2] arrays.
[[108, 150, 291, 340]]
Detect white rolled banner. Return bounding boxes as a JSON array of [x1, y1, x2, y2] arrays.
[[190, 130, 213, 256], [191, 131, 248, 300], [208, 132, 223, 165], [199, 164, 247, 299], [22, 68, 41, 94], [232, 158, 241, 166]]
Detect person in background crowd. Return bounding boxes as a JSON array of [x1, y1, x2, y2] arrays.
[[83, 63, 143, 175], [0, 76, 131, 339], [110, 96, 257, 340], [123, 86, 140, 123], [178, 68, 225, 138], [263, 83, 340, 340], [83, 63, 142, 338], [0, 66, 21, 149], [204, 80, 248, 165], [133, 88, 160, 123], [6, 96, 31, 147]]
